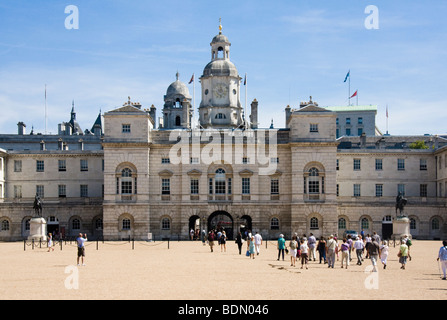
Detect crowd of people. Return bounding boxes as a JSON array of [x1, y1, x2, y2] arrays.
[[275, 232, 416, 272]]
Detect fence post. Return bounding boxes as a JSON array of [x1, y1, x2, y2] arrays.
[[24, 239, 26, 251], [32, 239, 34, 250], [60, 239, 63, 251], [132, 238, 134, 250], [168, 239, 170, 249], [97, 239, 99, 250]]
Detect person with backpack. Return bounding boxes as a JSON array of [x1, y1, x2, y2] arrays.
[[208, 230, 215, 252]]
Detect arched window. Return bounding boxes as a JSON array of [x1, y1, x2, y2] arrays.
[[431, 218, 440, 230], [122, 219, 131, 230], [338, 218, 346, 230], [361, 218, 369, 230], [310, 217, 319, 230], [410, 218, 416, 230], [175, 116, 181, 126], [215, 168, 226, 194], [304, 165, 325, 200], [72, 219, 80, 230], [116, 166, 137, 197], [1, 220, 9, 231], [95, 218, 103, 230], [162, 218, 171, 230], [270, 217, 279, 230]]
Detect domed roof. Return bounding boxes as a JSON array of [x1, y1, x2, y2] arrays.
[[166, 79, 191, 99], [211, 33, 230, 44], [203, 59, 239, 77]]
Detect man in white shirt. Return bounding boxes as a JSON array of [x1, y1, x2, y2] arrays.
[[254, 232, 263, 255], [353, 236, 365, 265], [326, 235, 337, 268]]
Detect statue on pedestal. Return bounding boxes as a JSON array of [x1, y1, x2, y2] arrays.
[[395, 192, 407, 218], [33, 193, 43, 217]]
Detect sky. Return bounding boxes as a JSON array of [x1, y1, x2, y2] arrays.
[[0, 0, 446, 135]]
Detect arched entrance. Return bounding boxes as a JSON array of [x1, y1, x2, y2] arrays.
[[239, 215, 252, 238], [188, 215, 201, 240], [208, 211, 234, 240]]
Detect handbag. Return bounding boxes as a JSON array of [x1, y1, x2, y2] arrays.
[[246, 250, 250, 257], [397, 251, 402, 258]]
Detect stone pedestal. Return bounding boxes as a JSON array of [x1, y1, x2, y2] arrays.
[[28, 217, 47, 241], [392, 217, 412, 240]]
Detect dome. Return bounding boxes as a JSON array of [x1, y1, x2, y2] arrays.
[[211, 33, 230, 44], [166, 79, 191, 99], [203, 59, 239, 77]]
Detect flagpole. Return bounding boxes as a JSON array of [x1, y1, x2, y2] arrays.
[[245, 73, 248, 129], [348, 72, 351, 106], [45, 84, 47, 134], [386, 104, 389, 135], [193, 73, 195, 129], [357, 90, 358, 106]]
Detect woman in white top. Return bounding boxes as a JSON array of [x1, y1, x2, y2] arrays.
[[300, 239, 309, 269], [380, 240, 389, 269], [289, 236, 298, 267]]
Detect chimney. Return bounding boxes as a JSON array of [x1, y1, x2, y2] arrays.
[[17, 122, 26, 135]]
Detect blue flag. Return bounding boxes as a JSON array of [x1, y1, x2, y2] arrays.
[[344, 71, 350, 83]]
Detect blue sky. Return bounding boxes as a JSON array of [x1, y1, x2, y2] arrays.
[[0, 0, 446, 135]]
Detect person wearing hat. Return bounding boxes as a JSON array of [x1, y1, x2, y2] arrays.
[[399, 239, 409, 270]]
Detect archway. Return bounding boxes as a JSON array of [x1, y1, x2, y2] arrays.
[[208, 211, 234, 240], [239, 215, 252, 238], [188, 215, 201, 240]]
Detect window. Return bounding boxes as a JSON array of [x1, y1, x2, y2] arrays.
[[310, 123, 318, 132], [375, 159, 383, 171], [336, 159, 339, 170], [338, 218, 346, 230], [336, 184, 339, 196], [353, 184, 361, 197], [358, 117, 363, 125], [58, 160, 66, 172], [215, 113, 226, 119], [162, 218, 170, 230], [270, 217, 279, 230], [308, 168, 319, 194], [357, 128, 363, 136], [95, 218, 103, 230], [161, 157, 170, 164], [58, 185, 66, 198], [361, 218, 369, 230], [36, 185, 44, 198], [420, 159, 427, 171], [1, 220, 9, 231], [336, 118, 339, 125], [190, 179, 199, 194], [420, 184, 427, 197], [410, 218, 416, 230], [121, 219, 130, 230], [215, 168, 226, 194], [270, 157, 279, 164], [242, 177, 250, 195], [80, 185, 88, 198], [72, 219, 80, 230], [162, 179, 170, 195], [398, 184, 405, 197], [353, 159, 361, 171], [431, 218, 440, 230], [271, 179, 279, 195], [375, 184, 383, 197], [190, 157, 199, 164], [14, 185, 22, 199], [242, 157, 249, 164], [397, 158, 405, 171], [36, 160, 44, 172], [346, 128, 351, 136], [121, 168, 133, 194], [122, 124, 131, 133], [346, 118, 351, 125], [80, 159, 88, 172], [175, 116, 181, 126], [310, 217, 319, 230], [14, 160, 22, 172]]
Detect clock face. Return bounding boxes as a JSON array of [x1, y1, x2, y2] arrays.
[[213, 84, 228, 99]]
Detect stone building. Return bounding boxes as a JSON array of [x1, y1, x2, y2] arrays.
[[0, 25, 445, 241]]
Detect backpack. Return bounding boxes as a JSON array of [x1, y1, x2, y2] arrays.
[[290, 240, 297, 250]]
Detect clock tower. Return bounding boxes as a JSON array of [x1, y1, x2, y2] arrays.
[[199, 21, 243, 129]]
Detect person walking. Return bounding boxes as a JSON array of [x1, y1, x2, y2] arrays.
[[208, 230, 215, 252], [248, 236, 256, 259], [398, 239, 409, 270], [437, 240, 447, 280], [326, 235, 337, 268], [380, 240, 389, 269], [254, 232, 263, 256], [317, 236, 326, 264], [289, 236, 298, 267], [308, 233, 316, 262], [340, 238, 350, 269], [235, 232, 243, 255], [220, 231, 227, 252], [277, 234, 286, 261], [366, 237, 380, 272], [300, 239, 309, 269], [47, 233, 54, 252], [76, 233, 87, 266], [353, 236, 365, 265]]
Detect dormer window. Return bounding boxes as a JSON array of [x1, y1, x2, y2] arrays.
[[215, 113, 226, 119]]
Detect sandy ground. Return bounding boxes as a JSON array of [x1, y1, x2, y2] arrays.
[[0, 239, 445, 300]]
